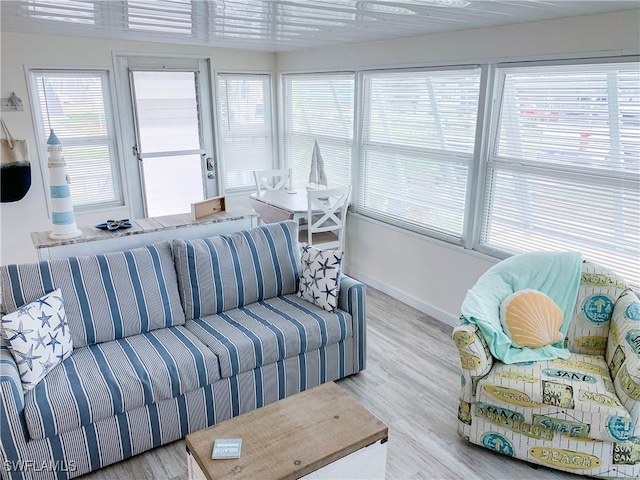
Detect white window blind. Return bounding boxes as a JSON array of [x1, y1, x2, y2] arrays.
[[218, 74, 274, 191], [482, 61, 640, 286], [282, 73, 354, 189], [359, 68, 481, 239], [127, 0, 192, 34], [26, 0, 94, 25], [31, 69, 122, 208]]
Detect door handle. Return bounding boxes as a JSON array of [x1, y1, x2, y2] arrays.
[[133, 145, 142, 161], [206, 157, 215, 171]]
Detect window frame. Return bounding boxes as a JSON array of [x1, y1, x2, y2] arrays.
[[26, 65, 125, 213], [215, 71, 277, 193]]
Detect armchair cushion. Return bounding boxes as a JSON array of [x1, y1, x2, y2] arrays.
[[476, 353, 632, 442], [461, 251, 582, 364], [500, 289, 564, 349], [566, 260, 630, 356]]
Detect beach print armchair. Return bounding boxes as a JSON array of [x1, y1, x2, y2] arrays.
[[453, 252, 640, 478]]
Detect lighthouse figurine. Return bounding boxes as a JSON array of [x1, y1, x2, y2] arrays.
[[47, 129, 81, 239]]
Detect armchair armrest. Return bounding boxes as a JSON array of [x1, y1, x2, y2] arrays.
[[606, 289, 640, 437], [0, 340, 29, 479], [452, 317, 494, 403], [339, 275, 366, 373]]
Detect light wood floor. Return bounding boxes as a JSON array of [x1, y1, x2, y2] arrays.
[[81, 287, 576, 480]]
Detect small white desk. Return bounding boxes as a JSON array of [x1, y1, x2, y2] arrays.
[[249, 188, 311, 224]]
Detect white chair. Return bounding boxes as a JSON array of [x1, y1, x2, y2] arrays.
[[253, 168, 292, 193], [304, 185, 351, 251]]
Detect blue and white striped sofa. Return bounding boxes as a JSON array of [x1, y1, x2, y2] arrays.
[[0, 221, 366, 479]]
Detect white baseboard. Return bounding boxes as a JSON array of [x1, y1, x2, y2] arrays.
[[344, 267, 459, 328]]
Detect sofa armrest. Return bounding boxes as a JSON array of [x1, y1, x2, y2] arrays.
[[339, 275, 366, 373], [0, 341, 28, 480], [0, 341, 23, 411], [606, 290, 640, 437], [452, 318, 494, 403]]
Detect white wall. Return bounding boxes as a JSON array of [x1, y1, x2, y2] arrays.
[[279, 10, 640, 325], [0, 32, 276, 265]]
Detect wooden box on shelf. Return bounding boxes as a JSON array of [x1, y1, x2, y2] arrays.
[[191, 196, 226, 221]]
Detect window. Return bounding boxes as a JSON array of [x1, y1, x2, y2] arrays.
[[481, 60, 640, 286], [282, 73, 354, 189], [359, 68, 481, 240], [31, 69, 122, 209], [218, 74, 274, 191], [285, 59, 639, 287]]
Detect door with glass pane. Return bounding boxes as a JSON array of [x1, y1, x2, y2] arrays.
[[129, 65, 216, 217]]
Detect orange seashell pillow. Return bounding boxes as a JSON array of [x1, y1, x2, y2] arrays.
[[500, 289, 565, 349]]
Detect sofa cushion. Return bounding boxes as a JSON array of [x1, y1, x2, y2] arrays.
[[184, 294, 352, 379], [475, 353, 632, 442], [1, 242, 185, 348], [23, 325, 220, 440], [1, 288, 73, 392], [298, 245, 343, 313], [172, 221, 300, 320]]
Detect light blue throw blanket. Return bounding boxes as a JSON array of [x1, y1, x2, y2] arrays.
[[461, 251, 582, 364]]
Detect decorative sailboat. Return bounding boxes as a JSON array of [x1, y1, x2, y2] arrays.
[[308, 140, 328, 190]]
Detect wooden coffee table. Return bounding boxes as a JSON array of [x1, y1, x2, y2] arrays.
[[185, 382, 388, 480]]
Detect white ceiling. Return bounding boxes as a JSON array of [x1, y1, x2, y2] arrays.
[[2, 0, 638, 52]]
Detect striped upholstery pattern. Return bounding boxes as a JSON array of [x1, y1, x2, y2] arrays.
[[339, 276, 367, 373], [0, 242, 185, 348], [0, 338, 24, 417], [23, 326, 220, 441], [172, 221, 300, 320], [0, 340, 353, 480], [184, 294, 352, 379], [0, 229, 367, 480]]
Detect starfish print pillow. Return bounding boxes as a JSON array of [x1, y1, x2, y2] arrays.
[[1, 289, 73, 392], [297, 244, 343, 312]]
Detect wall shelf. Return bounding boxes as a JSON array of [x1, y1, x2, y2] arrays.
[[31, 206, 258, 261]]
